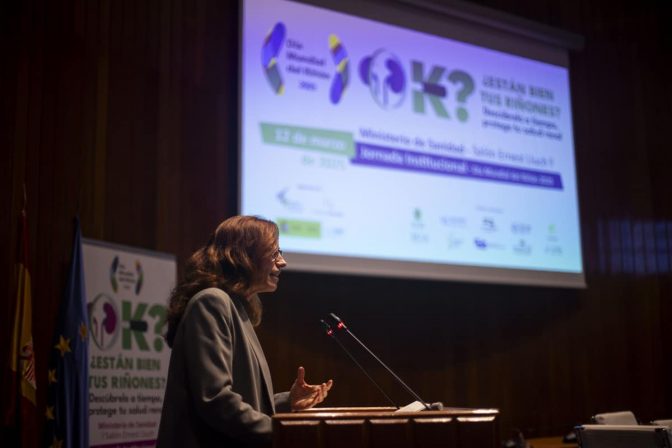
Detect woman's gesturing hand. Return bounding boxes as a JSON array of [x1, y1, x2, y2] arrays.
[[289, 366, 334, 411]]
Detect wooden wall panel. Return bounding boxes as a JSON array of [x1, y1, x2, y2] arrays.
[[1, 0, 670, 443]]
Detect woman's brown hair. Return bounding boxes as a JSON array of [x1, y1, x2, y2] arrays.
[[165, 216, 279, 347]]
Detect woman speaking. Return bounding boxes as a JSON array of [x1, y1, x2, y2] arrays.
[[158, 216, 333, 447]]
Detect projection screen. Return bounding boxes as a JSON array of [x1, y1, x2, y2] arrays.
[[239, 0, 585, 287]]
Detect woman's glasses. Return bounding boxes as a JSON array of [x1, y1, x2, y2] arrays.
[[271, 249, 284, 262]]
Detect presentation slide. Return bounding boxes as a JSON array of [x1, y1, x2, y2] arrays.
[[240, 0, 583, 284]]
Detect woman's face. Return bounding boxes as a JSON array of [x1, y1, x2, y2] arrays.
[[249, 243, 287, 295]]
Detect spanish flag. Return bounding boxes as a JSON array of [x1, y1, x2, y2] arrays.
[[3, 209, 37, 445]]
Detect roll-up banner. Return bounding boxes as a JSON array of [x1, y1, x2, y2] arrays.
[[83, 239, 176, 447]]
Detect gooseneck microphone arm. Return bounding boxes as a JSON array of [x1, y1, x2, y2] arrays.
[[329, 313, 431, 411], [320, 320, 400, 409]]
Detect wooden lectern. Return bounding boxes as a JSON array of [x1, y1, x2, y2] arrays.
[[273, 407, 499, 448]]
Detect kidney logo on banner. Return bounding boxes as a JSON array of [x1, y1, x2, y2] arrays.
[[83, 239, 176, 448]]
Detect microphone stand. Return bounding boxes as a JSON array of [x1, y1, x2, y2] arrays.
[[320, 320, 399, 409], [329, 313, 432, 411]]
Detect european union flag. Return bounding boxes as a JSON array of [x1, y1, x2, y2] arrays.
[[45, 218, 89, 448]]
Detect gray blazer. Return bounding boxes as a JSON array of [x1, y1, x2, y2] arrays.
[[157, 288, 290, 448]]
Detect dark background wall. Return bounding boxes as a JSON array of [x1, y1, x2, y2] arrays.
[[1, 0, 671, 442]]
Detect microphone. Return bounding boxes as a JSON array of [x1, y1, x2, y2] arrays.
[[320, 319, 400, 408], [328, 313, 434, 411]]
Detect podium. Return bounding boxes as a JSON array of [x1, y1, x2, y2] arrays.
[[273, 407, 499, 448]]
